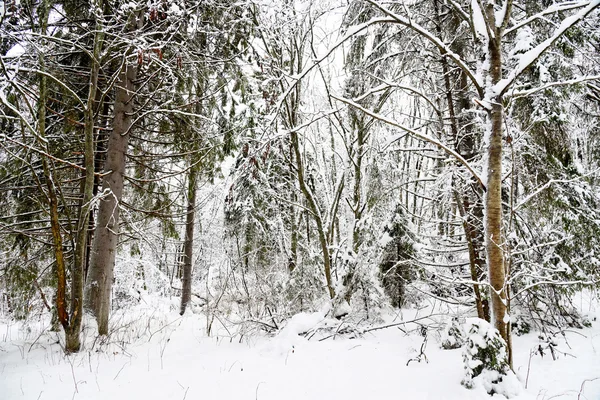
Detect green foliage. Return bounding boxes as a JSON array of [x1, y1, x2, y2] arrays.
[[461, 319, 514, 396], [511, 313, 531, 336], [224, 137, 293, 273], [2, 256, 39, 320]]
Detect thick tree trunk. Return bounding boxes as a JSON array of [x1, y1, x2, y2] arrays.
[[85, 63, 137, 335], [486, 102, 508, 338], [179, 165, 198, 315]]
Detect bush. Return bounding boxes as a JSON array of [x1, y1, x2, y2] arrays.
[[511, 313, 531, 336], [461, 318, 521, 397], [441, 317, 465, 350]]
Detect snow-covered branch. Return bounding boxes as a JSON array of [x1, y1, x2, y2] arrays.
[[513, 169, 599, 211], [272, 16, 395, 123], [331, 94, 485, 190], [365, 0, 484, 95], [509, 75, 600, 98], [505, 1, 592, 35], [496, 0, 600, 95]]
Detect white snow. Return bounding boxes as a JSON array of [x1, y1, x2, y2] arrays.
[[509, 27, 534, 58], [471, 0, 488, 39], [495, 0, 600, 95], [5, 44, 25, 58], [1, 296, 599, 400]]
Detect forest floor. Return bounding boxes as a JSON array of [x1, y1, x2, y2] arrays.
[[1, 293, 599, 400]]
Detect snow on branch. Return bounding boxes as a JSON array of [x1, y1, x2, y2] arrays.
[[365, 0, 484, 95], [354, 80, 442, 117], [513, 168, 600, 211], [495, 0, 600, 96], [448, 0, 470, 22], [331, 94, 485, 190], [271, 16, 394, 123], [512, 278, 600, 298], [505, 1, 592, 35], [472, 0, 493, 41], [509, 75, 600, 98]]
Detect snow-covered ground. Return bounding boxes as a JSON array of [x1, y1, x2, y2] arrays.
[[1, 294, 599, 400]]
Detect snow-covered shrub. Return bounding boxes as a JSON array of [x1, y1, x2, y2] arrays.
[[441, 317, 464, 350], [511, 312, 531, 336], [344, 258, 386, 321], [561, 305, 593, 328], [379, 205, 419, 308], [581, 313, 593, 328], [461, 318, 521, 397]]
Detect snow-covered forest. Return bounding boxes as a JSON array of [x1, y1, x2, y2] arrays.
[[1, 0, 600, 398]]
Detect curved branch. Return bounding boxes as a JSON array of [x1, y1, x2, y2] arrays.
[[365, 0, 483, 96], [331, 94, 485, 190]]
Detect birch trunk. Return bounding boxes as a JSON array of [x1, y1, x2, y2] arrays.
[[485, 11, 509, 348]]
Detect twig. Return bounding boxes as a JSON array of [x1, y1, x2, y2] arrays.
[[28, 324, 51, 353], [407, 335, 429, 366], [361, 314, 438, 334], [113, 363, 127, 380], [245, 319, 277, 332], [266, 306, 279, 331], [525, 349, 534, 389], [255, 382, 266, 400], [33, 279, 52, 312], [147, 317, 182, 342], [66, 355, 78, 394], [578, 377, 600, 400]]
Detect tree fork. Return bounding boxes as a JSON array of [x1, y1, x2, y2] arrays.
[[291, 130, 335, 299]]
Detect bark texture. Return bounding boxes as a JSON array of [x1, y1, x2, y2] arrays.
[[485, 4, 509, 349], [85, 64, 137, 335], [179, 165, 197, 315], [67, 23, 102, 351]]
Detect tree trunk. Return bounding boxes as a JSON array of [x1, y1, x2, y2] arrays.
[[433, 0, 488, 321], [180, 165, 198, 315], [288, 139, 298, 273], [455, 191, 487, 320], [37, 0, 84, 352], [486, 32, 509, 348], [37, 37, 70, 335], [66, 21, 103, 351], [290, 130, 335, 299], [457, 69, 489, 322], [343, 113, 365, 303], [85, 63, 137, 335]]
